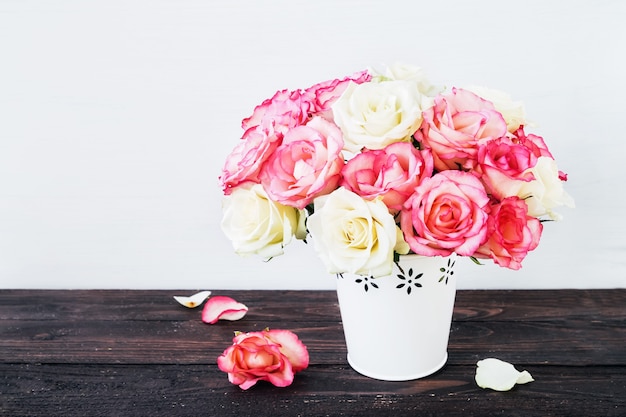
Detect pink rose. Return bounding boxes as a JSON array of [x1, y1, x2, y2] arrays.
[[400, 170, 490, 257], [303, 70, 371, 118], [476, 136, 537, 199], [511, 126, 553, 159], [476, 128, 557, 201], [219, 125, 282, 194], [242, 89, 312, 135], [475, 197, 543, 270], [217, 329, 309, 390], [340, 142, 434, 211], [512, 127, 572, 184], [415, 88, 508, 171], [260, 116, 344, 209]]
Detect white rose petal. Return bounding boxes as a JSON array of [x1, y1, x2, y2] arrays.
[[221, 184, 304, 258], [173, 290, 212, 308], [331, 80, 424, 153], [475, 358, 534, 391]]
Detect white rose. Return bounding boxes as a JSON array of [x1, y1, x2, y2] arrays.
[[383, 62, 443, 97], [331, 80, 424, 153], [307, 187, 402, 277], [465, 85, 527, 132], [518, 157, 575, 220], [221, 184, 305, 258]]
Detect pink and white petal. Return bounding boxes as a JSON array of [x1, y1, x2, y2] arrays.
[[265, 360, 295, 387], [173, 290, 212, 308], [202, 296, 248, 324], [264, 329, 310, 372]]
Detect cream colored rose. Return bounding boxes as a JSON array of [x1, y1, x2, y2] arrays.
[[221, 184, 305, 258], [518, 157, 575, 220], [466, 85, 527, 132], [307, 187, 404, 277], [331, 80, 424, 153], [382, 62, 442, 97]]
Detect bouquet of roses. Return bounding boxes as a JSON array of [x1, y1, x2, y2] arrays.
[[219, 63, 574, 278]]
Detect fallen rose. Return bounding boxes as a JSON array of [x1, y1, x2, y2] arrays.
[[217, 329, 309, 389], [202, 296, 248, 324]]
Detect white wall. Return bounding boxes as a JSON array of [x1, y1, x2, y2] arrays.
[[1, 0, 624, 290]]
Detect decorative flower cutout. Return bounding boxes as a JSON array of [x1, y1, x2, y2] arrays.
[[202, 296, 248, 324], [439, 258, 455, 284], [395, 263, 423, 294], [475, 358, 534, 391], [173, 290, 212, 308], [355, 276, 378, 292]]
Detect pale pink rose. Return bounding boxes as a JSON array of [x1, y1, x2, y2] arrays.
[[415, 88, 508, 171], [340, 142, 434, 211], [219, 125, 281, 194], [511, 126, 553, 159], [260, 116, 344, 209], [217, 329, 309, 390], [475, 197, 542, 270], [400, 170, 490, 257], [476, 136, 537, 199], [476, 129, 560, 202], [303, 70, 371, 118], [242, 89, 312, 135]]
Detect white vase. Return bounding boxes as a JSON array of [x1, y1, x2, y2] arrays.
[[335, 254, 457, 381]]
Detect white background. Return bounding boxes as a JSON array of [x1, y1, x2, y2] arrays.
[[1, 0, 625, 290]]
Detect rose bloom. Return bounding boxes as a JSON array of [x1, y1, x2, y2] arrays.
[[511, 126, 553, 159], [379, 62, 443, 97], [340, 142, 434, 212], [331, 79, 424, 153], [476, 136, 539, 199], [475, 197, 543, 270], [308, 187, 409, 277], [415, 88, 508, 171], [219, 125, 282, 194], [259, 116, 345, 209], [220, 183, 306, 258], [400, 170, 490, 257], [465, 85, 527, 133], [303, 70, 371, 118], [241, 89, 312, 135], [217, 329, 309, 390], [516, 156, 575, 220]]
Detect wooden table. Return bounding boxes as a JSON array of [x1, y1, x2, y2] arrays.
[[1, 289, 624, 416]]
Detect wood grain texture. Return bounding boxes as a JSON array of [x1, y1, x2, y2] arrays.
[[1, 289, 625, 416]]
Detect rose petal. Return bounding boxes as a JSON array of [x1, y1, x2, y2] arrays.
[[475, 358, 534, 391], [202, 296, 248, 324], [173, 291, 212, 308], [263, 329, 310, 372]]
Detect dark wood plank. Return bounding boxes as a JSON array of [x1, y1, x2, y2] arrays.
[[1, 363, 624, 417], [1, 289, 625, 322], [1, 319, 625, 366]]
